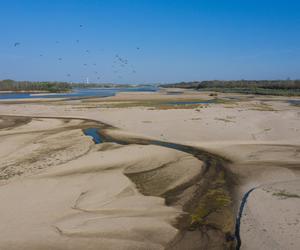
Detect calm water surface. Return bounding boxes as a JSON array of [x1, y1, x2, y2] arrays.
[[0, 87, 157, 99], [83, 128, 102, 144]]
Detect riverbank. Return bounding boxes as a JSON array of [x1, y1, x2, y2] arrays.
[[0, 89, 299, 249]]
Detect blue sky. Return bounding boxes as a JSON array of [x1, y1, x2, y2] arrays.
[[0, 0, 300, 84]]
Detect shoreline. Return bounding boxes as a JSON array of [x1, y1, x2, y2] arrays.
[[0, 89, 299, 249]]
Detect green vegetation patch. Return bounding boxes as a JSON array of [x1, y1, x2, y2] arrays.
[[190, 170, 234, 233], [191, 188, 231, 222], [250, 102, 276, 111], [79, 98, 235, 110], [94, 99, 215, 109], [273, 190, 300, 199]]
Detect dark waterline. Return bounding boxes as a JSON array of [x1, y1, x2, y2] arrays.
[[235, 188, 256, 250], [288, 100, 300, 106], [0, 87, 157, 100], [83, 128, 102, 144], [166, 91, 183, 95], [165, 100, 215, 105]]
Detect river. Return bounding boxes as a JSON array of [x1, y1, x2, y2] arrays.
[[0, 87, 157, 99]]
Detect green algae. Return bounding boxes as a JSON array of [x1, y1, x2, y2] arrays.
[[190, 170, 233, 234]]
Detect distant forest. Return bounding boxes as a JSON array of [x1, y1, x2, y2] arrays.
[[0, 79, 71, 92], [160, 80, 300, 96], [0, 79, 136, 92]]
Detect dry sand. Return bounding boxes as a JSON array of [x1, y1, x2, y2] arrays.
[[0, 89, 299, 249], [0, 116, 204, 250]]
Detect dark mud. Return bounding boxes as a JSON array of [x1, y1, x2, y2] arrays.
[[100, 130, 237, 250], [0, 115, 32, 130]]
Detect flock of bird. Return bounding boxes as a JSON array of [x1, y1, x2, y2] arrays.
[[12, 25, 140, 82]]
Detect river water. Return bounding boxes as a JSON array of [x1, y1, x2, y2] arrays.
[[0, 87, 157, 99]]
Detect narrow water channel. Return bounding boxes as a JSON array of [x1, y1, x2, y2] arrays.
[[235, 188, 256, 250], [83, 128, 102, 144], [83, 126, 247, 249]]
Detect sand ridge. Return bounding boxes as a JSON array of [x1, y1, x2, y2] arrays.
[[0, 116, 204, 250]]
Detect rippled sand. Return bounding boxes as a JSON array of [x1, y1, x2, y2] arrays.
[[0, 117, 203, 250]]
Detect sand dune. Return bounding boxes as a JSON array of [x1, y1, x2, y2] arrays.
[[0, 117, 204, 250]]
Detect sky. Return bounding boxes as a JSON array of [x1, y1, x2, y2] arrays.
[[0, 0, 300, 84]]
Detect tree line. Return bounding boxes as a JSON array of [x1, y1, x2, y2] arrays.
[[0, 79, 137, 92], [161, 80, 300, 89], [0, 79, 71, 92], [160, 80, 300, 96], [196, 80, 300, 90]]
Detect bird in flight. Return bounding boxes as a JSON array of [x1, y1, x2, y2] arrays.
[[14, 42, 20, 47]]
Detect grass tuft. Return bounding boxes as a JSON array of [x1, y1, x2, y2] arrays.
[[272, 190, 300, 199], [190, 170, 233, 232]]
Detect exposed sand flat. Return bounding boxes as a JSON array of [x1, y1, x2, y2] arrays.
[[0, 93, 299, 144], [0, 90, 299, 249], [241, 180, 300, 250], [0, 118, 94, 183], [0, 116, 204, 250]]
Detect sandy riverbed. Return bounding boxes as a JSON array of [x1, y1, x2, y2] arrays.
[[0, 89, 299, 249]]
